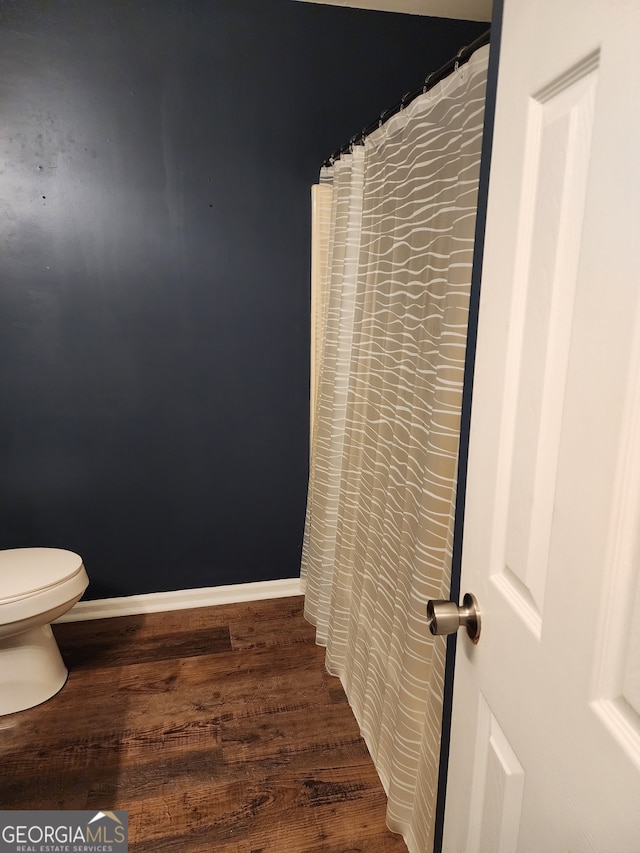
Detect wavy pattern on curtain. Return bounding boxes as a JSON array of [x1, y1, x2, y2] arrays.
[[310, 183, 333, 457], [301, 46, 489, 853]]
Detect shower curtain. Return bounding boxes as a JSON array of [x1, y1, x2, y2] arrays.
[[301, 45, 489, 853]]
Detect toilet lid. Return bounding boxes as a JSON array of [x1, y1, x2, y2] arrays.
[[0, 548, 85, 604]]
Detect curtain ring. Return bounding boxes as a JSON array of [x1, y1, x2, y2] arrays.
[[401, 91, 411, 110], [454, 46, 467, 77], [378, 108, 390, 128], [422, 71, 436, 94]]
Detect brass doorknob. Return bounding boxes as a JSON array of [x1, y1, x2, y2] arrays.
[[426, 592, 481, 643]]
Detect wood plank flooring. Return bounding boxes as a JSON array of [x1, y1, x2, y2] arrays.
[[0, 596, 408, 852]]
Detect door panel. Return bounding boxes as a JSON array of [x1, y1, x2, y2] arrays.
[[590, 318, 640, 771], [443, 0, 640, 849], [466, 694, 524, 853], [500, 59, 597, 632]]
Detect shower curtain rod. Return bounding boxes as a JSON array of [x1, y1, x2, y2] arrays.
[[322, 26, 490, 168]]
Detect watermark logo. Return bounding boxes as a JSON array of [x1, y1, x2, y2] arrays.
[[0, 810, 128, 852]]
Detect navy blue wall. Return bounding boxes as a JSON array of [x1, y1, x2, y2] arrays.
[[0, 0, 486, 599]]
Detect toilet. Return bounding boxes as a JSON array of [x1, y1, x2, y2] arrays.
[[0, 548, 89, 715]]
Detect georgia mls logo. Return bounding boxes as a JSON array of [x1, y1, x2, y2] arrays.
[[86, 811, 126, 842], [88, 811, 123, 827], [0, 809, 128, 852]]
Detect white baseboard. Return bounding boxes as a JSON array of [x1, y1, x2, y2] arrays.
[[56, 577, 303, 623]]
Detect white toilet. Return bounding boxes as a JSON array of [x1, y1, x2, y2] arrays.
[[0, 548, 89, 715]]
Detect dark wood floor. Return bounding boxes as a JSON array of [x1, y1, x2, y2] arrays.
[[0, 596, 407, 852]]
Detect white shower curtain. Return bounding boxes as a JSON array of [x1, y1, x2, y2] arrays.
[[302, 45, 489, 853]]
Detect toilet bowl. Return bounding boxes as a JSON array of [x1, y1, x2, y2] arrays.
[[0, 548, 89, 715]]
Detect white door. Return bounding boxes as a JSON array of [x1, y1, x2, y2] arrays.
[[442, 0, 640, 849]]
